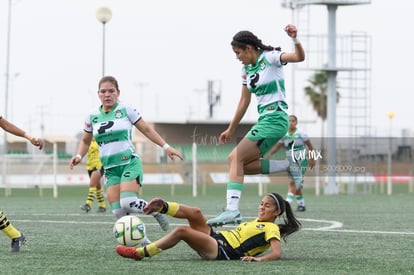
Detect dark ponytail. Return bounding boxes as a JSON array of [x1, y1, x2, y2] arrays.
[[268, 193, 301, 242], [231, 30, 281, 52]]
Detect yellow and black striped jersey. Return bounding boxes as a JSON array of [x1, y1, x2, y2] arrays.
[[220, 219, 280, 256], [86, 139, 102, 171]]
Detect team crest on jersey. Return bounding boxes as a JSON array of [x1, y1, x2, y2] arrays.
[[115, 110, 123, 119], [260, 60, 266, 70], [256, 224, 265, 229]]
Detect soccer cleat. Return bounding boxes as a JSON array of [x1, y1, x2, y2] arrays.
[[287, 162, 303, 189], [143, 197, 165, 215], [97, 206, 106, 213], [10, 234, 26, 252], [206, 209, 242, 227], [153, 213, 169, 231], [116, 245, 143, 261], [296, 205, 306, 212], [80, 204, 91, 213]]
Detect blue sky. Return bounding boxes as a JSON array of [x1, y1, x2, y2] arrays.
[[0, 0, 412, 139]]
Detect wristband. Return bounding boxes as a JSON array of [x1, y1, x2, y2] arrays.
[[75, 154, 83, 160], [292, 37, 300, 45], [163, 143, 170, 150]]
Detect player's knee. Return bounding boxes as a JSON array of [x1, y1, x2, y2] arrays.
[[228, 150, 237, 164], [172, 226, 191, 238], [190, 207, 203, 217]]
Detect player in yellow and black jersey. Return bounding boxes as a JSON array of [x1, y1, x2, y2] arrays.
[[79, 139, 107, 213], [116, 192, 301, 261]]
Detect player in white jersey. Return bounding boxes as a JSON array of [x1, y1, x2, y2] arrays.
[[265, 115, 316, 212], [69, 76, 183, 236], [207, 24, 306, 227]]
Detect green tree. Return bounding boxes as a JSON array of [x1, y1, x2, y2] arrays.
[[304, 70, 340, 137]]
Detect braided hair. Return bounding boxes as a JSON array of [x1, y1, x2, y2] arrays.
[[268, 192, 301, 242], [231, 30, 281, 52]]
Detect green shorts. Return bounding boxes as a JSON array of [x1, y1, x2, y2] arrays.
[[104, 156, 143, 187], [246, 107, 288, 156], [288, 152, 310, 175], [301, 159, 309, 175]]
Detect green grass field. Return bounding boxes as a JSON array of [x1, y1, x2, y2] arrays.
[[1, 184, 413, 275]]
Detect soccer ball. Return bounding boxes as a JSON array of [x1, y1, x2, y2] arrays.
[[113, 215, 146, 247]]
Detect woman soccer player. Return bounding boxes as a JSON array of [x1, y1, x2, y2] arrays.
[[116, 192, 301, 261], [207, 24, 305, 226], [265, 115, 316, 212], [69, 76, 183, 232]]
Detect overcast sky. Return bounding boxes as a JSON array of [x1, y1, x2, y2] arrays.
[[0, 0, 412, 139]]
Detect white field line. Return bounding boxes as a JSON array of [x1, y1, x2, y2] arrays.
[[299, 218, 343, 230], [13, 214, 414, 236]]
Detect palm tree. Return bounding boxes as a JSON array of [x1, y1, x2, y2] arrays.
[[304, 71, 341, 195], [304, 70, 340, 138]]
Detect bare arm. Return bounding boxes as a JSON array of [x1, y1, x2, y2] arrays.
[[219, 85, 251, 144], [280, 24, 305, 63], [135, 119, 183, 160], [69, 131, 93, 169], [305, 139, 316, 168], [240, 238, 281, 262], [0, 116, 43, 149]]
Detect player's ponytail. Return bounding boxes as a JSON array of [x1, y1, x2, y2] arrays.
[[268, 192, 301, 242], [231, 31, 280, 52]]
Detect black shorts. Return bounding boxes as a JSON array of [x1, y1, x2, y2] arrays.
[[87, 167, 104, 178], [210, 230, 241, 260]]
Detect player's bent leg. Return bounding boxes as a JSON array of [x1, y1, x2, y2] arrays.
[[145, 199, 210, 232]]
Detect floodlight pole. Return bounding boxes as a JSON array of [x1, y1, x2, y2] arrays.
[[96, 7, 112, 77], [281, 0, 372, 196], [324, 4, 339, 195], [101, 23, 106, 76]]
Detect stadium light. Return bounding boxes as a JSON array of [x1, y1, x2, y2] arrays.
[[387, 111, 394, 195], [96, 6, 112, 77]]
